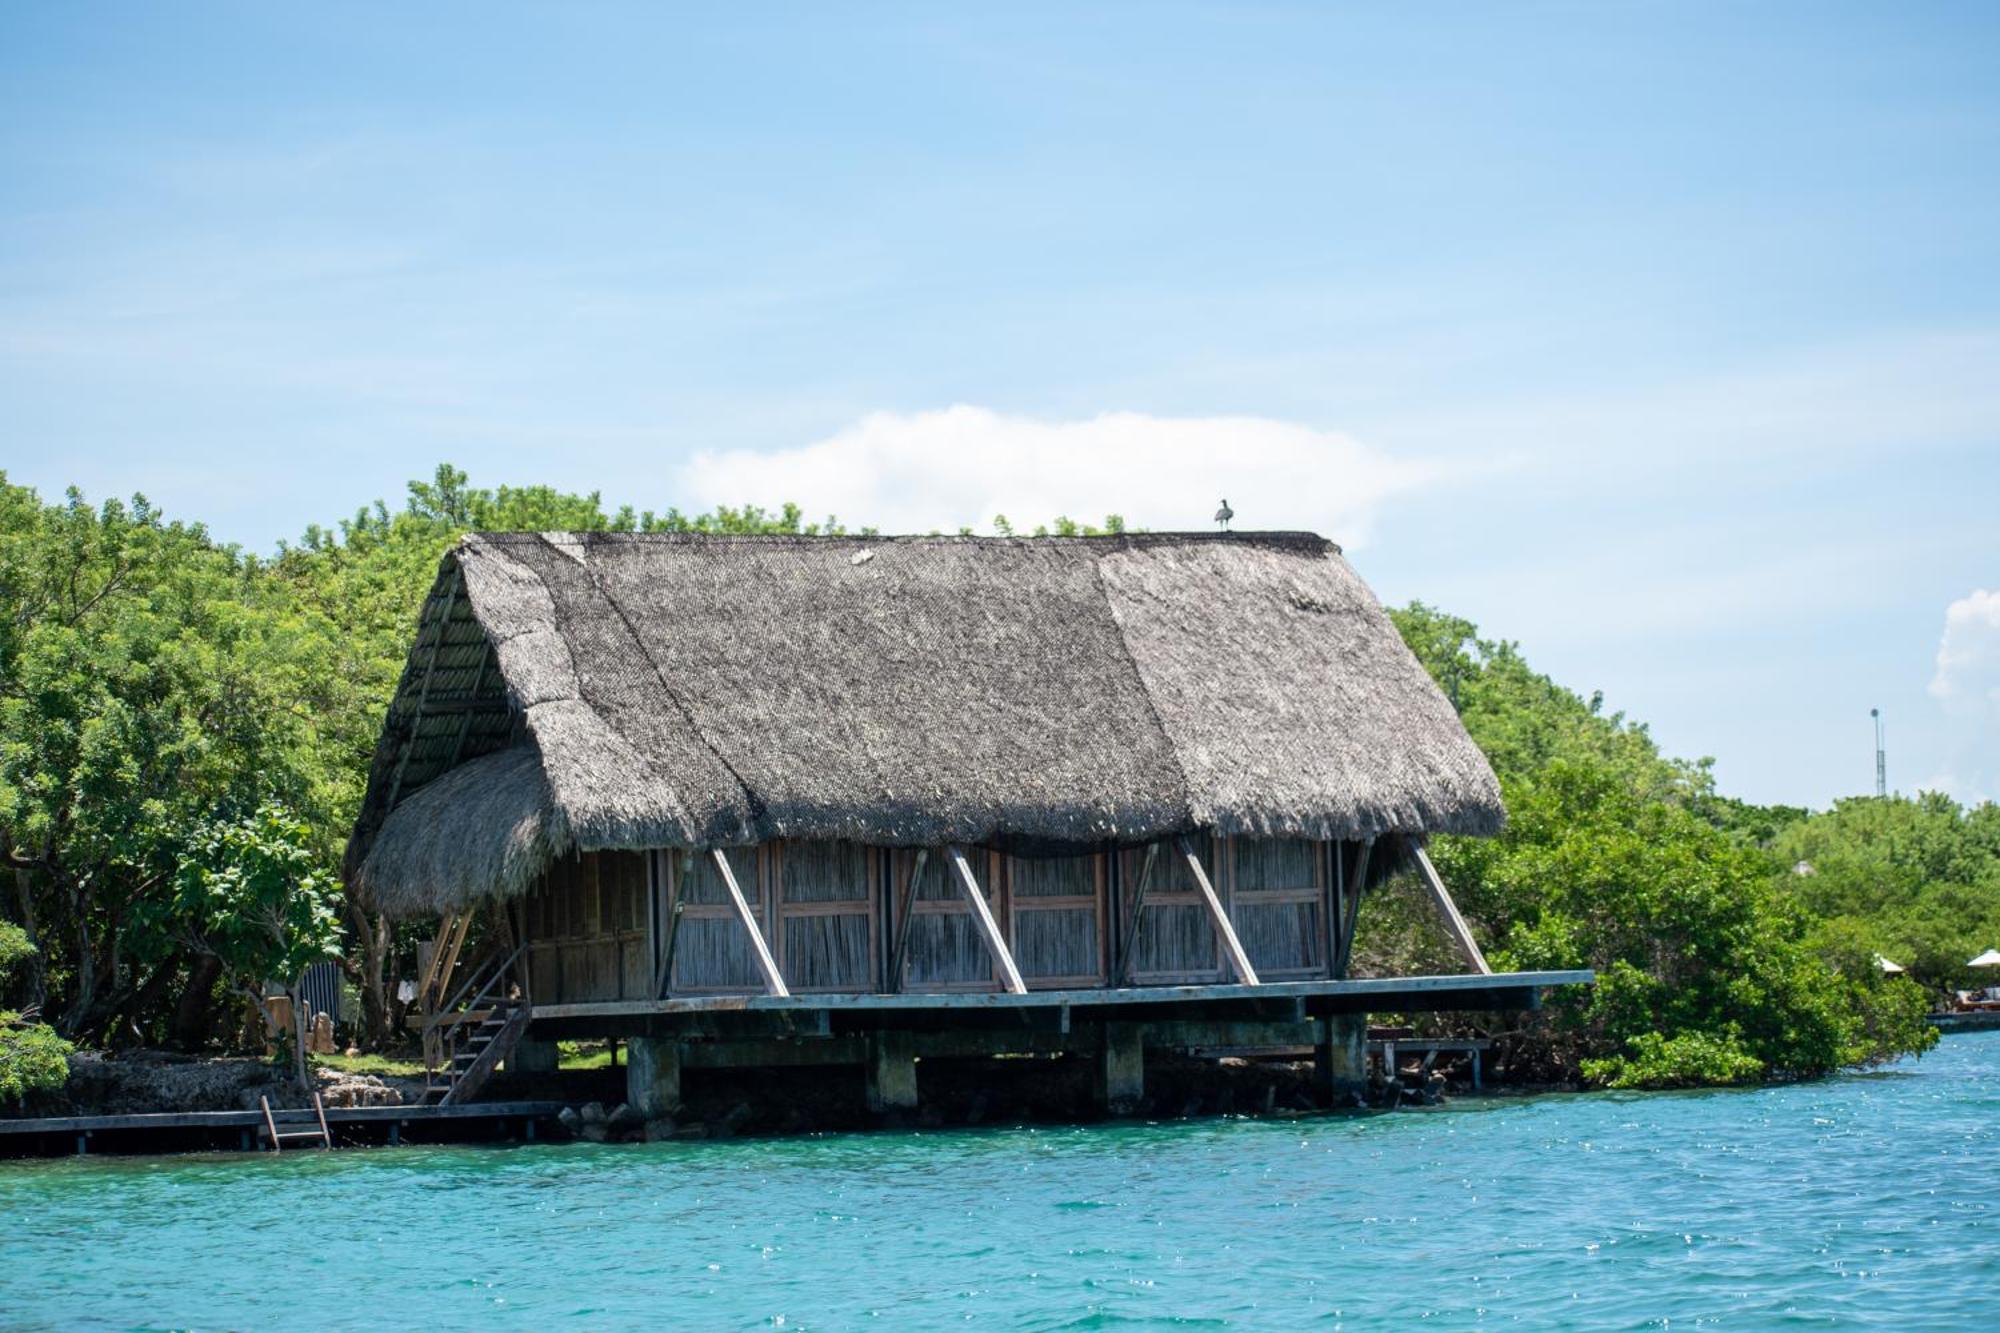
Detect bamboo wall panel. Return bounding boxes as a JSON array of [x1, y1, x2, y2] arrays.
[[1121, 837, 1224, 981], [1005, 852, 1105, 986], [673, 917, 767, 991], [891, 848, 1004, 991], [667, 847, 770, 994], [1229, 837, 1326, 978], [905, 912, 992, 986], [1235, 900, 1321, 974], [1010, 856, 1095, 897], [522, 849, 648, 1003], [1014, 907, 1099, 981], [1233, 838, 1319, 892], [779, 841, 871, 902], [1129, 902, 1220, 977], [781, 914, 873, 990], [771, 840, 879, 991]]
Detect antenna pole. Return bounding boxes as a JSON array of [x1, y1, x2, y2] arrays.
[[1871, 708, 1885, 798]]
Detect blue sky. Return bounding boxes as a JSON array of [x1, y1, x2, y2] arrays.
[[5, 3, 1997, 810]]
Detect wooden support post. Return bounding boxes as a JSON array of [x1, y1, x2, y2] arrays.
[[1094, 1022, 1145, 1114], [1174, 836, 1259, 985], [1114, 842, 1159, 985], [711, 847, 789, 997], [654, 850, 686, 999], [510, 1038, 559, 1074], [1337, 838, 1372, 977], [946, 845, 1027, 995], [1329, 840, 1346, 978], [865, 1030, 918, 1111], [1408, 836, 1491, 975], [1314, 1013, 1367, 1107], [627, 1037, 683, 1119], [888, 849, 927, 993]]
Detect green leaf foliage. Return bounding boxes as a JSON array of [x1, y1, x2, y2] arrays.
[[1379, 604, 1948, 1087]]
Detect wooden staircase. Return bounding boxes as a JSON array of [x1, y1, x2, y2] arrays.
[[421, 943, 529, 1107]]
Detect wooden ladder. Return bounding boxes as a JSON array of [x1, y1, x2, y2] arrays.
[[258, 1093, 333, 1152]]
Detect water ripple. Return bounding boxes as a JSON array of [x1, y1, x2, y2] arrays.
[[2, 1036, 1997, 1328]]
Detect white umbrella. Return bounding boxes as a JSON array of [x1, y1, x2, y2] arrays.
[[1968, 949, 2000, 969], [1875, 954, 1906, 975]]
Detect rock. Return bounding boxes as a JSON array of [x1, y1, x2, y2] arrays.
[[580, 1101, 607, 1126], [557, 1106, 583, 1134], [643, 1117, 677, 1142], [317, 1072, 408, 1108], [607, 1102, 643, 1130], [580, 1122, 610, 1144], [670, 1123, 709, 1140]]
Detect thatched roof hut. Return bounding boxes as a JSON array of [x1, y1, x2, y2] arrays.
[[346, 531, 1501, 919]]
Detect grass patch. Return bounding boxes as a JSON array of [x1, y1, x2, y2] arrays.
[[316, 1052, 425, 1078], [559, 1040, 617, 1070]]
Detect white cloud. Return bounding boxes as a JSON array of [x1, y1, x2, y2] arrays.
[[1931, 589, 2000, 711], [677, 405, 1439, 544], [1925, 590, 2000, 806]]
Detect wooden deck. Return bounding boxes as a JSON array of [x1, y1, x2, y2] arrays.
[[0, 1100, 566, 1158], [529, 969, 1594, 1038]]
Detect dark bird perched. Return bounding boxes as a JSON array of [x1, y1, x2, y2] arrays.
[[1214, 499, 1234, 532]]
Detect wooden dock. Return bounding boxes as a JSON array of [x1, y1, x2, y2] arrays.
[[529, 970, 1595, 1038], [0, 1100, 565, 1159]]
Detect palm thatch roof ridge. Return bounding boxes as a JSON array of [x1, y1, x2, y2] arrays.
[[348, 530, 1503, 916]]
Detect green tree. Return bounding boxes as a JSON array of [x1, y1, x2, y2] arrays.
[[1374, 603, 1939, 1086], [0, 919, 72, 1106], [133, 801, 341, 1081]]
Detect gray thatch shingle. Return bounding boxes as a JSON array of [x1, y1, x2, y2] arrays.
[[350, 532, 1502, 916]]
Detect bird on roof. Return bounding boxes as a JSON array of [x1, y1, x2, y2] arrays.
[[1214, 499, 1234, 532]]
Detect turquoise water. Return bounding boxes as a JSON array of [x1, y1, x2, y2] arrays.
[[4, 1034, 1997, 1329]]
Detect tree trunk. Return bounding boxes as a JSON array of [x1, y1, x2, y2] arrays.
[[61, 883, 95, 1036], [112, 957, 182, 1049], [340, 888, 391, 1049], [172, 953, 225, 1050], [7, 865, 46, 1009]]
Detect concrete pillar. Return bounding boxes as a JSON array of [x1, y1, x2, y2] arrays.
[[1094, 1023, 1144, 1114], [865, 1030, 918, 1111], [627, 1037, 683, 1119], [1315, 1013, 1367, 1107], [510, 1037, 560, 1075]]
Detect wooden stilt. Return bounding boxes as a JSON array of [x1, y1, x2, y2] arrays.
[[865, 1030, 918, 1111]]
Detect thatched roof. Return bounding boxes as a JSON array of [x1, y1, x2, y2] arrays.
[[348, 532, 1502, 916]]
